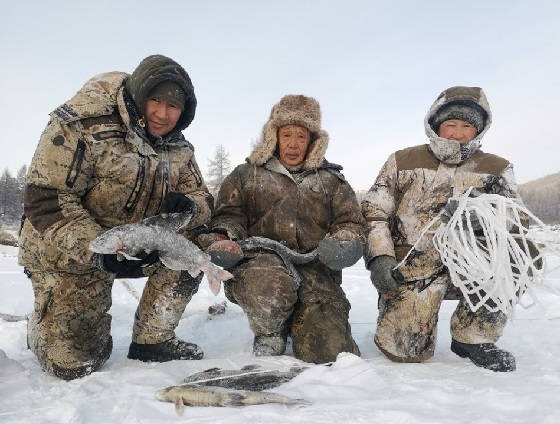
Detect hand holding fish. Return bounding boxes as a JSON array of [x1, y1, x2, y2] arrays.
[[89, 212, 233, 295]]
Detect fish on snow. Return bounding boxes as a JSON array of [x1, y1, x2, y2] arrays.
[[155, 384, 310, 414]]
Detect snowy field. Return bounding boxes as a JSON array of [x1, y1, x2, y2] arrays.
[[1, 244, 560, 424]]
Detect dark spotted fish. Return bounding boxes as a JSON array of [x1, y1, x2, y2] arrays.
[[183, 364, 308, 391]]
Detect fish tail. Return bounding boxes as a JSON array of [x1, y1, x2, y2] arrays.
[[204, 266, 234, 296]]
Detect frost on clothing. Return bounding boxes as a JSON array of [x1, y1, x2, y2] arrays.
[[19, 64, 212, 379], [362, 87, 518, 282], [361, 86, 517, 362], [19, 72, 212, 273], [211, 95, 365, 363], [89, 212, 233, 295]]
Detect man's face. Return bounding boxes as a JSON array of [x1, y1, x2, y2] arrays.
[[277, 125, 311, 167], [144, 98, 182, 137], [438, 119, 478, 144]]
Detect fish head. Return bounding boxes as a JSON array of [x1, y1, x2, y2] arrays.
[[89, 225, 138, 257]]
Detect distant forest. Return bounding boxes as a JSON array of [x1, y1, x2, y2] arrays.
[[519, 172, 560, 224], [0, 166, 26, 228], [1, 167, 559, 230]]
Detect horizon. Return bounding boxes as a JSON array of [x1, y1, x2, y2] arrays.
[[1, 1, 559, 189]]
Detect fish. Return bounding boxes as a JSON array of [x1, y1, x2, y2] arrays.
[[182, 364, 308, 391], [238, 237, 319, 285], [155, 384, 310, 414], [89, 212, 233, 295]]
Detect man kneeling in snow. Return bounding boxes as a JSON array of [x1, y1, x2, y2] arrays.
[[19, 55, 213, 379], [202, 95, 364, 363], [362, 86, 519, 372]]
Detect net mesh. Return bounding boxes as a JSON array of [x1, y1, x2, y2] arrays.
[[397, 189, 560, 317]]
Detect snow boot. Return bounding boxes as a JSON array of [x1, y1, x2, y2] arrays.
[[451, 339, 516, 372], [127, 337, 203, 362], [253, 333, 287, 356]]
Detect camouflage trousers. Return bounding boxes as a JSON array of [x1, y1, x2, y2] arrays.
[[374, 272, 507, 363], [225, 252, 360, 364], [26, 264, 200, 380]]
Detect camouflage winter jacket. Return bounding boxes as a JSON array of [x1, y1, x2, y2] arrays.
[[362, 87, 520, 281], [19, 72, 212, 273], [211, 133, 364, 254]]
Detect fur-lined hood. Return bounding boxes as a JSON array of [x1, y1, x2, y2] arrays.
[[249, 95, 329, 170], [424, 86, 492, 165]]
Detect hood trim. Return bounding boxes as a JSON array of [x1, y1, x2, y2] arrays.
[[424, 86, 492, 164]]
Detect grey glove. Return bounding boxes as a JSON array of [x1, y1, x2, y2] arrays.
[[316, 235, 363, 271], [440, 199, 483, 232], [368, 255, 404, 292]]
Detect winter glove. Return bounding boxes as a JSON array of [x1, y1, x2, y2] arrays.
[[207, 239, 244, 269], [93, 250, 159, 275], [198, 231, 244, 269], [161, 192, 196, 215], [316, 234, 363, 271], [440, 198, 483, 232], [197, 231, 229, 250], [368, 255, 404, 292]]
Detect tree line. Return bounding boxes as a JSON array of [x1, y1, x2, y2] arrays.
[[0, 165, 27, 227], [518, 172, 560, 224], [2, 157, 558, 229]]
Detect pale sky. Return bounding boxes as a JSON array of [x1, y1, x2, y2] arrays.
[[1, 1, 559, 190]]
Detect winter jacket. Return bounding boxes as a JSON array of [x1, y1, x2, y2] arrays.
[[19, 72, 212, 273], [211, 128, 364, 254], [362, 86, 520, 281]]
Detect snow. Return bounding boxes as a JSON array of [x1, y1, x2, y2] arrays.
[[1, 244, 560, 423]]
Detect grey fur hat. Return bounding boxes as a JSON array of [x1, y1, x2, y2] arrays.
[[430, 100, 486, 133]]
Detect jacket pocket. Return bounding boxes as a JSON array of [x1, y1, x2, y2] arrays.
[[124, 156, 147, 213]]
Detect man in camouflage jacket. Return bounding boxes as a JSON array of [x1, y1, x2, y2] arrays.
[[205, 95, 364, 363], [362, 86, 520, 372], [19, 55, 213, 379]]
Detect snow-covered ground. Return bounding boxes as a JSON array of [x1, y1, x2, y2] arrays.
[[1, 244, 560, 424]]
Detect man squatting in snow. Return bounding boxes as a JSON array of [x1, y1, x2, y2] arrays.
[[362, 86, 523, 372], [19, 55, 213, 380], [200, 95, 365, 362]]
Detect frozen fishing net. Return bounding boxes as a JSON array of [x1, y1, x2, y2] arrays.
[[397, 188, 560, 317]]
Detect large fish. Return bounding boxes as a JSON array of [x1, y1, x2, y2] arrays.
[[155, 384, 310, 414], [89, 212, 233, 295], [182, 364, 308, 391]]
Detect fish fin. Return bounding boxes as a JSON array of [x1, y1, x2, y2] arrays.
[[143, 212, 193, 232], [241, 364, 260, 371], [205, 267, 233, 296], [208, 278, 221, 296], [159, 253, 199, 274], [174, 397, 185, 416], [227, 393, 246, 407]]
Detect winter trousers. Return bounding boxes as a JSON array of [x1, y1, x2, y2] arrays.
[[225, 252, 360, 363], [374, 272, 507, 362], [26, 264, 200, 380]]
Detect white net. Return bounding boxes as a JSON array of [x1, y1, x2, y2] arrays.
[[396, 188, 560, 317], [433, 189, 560, 316]]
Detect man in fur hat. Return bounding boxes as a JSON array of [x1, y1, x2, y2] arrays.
[[362, 86, 520, 372], [19, 55, 213, 379], [203, 95, 364, 363]]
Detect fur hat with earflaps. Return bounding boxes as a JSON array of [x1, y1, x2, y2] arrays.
[[249, 95, 329, 170]]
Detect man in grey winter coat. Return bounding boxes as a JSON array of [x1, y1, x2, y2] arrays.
[[19, 55, 213, 379], [362, 86, 521, 372]]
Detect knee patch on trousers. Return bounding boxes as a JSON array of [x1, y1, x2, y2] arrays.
[[50, 336, 113, 380], [374, 329, 435, 363], [291, 302, 359, 363]]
